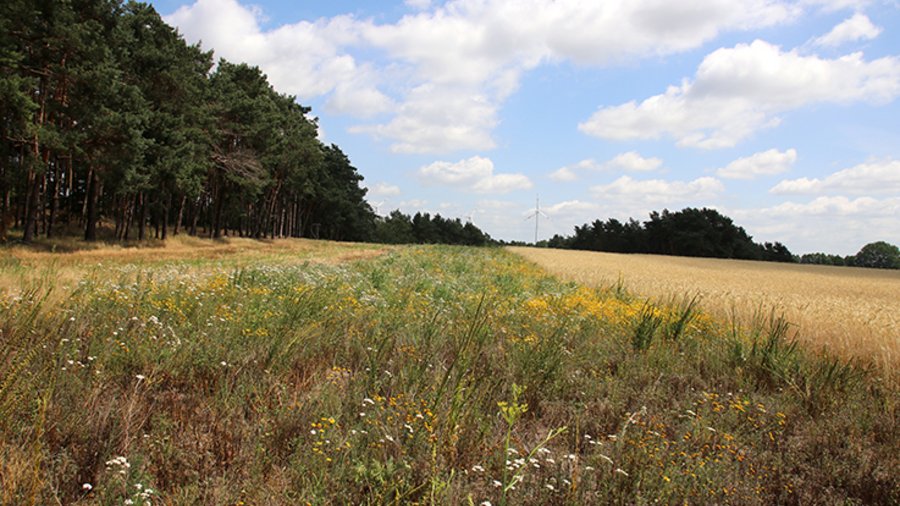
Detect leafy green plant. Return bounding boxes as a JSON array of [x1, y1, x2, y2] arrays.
[[632, 302, 663, 351]]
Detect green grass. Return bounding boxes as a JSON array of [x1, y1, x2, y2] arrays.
[[1, 244, 897, 505]]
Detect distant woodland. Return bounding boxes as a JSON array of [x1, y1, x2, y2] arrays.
[[544, 207, 899, 269]]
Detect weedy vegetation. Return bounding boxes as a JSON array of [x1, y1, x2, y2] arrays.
[[1, 240, 897, 504], [512, 246, 900, 383]]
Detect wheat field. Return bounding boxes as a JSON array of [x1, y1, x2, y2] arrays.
[[510, 247, 900, 376]]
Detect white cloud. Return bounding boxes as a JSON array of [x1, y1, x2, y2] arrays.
[[399, 199, 429, 210], [418, 156, 533, 194], [351, 85, 498, 153], [327, 80, 396, 118], [473, 173, 533, 193], [550, 152, 663, 181], [549, 166, 579, 182], [813, 13, 882, 47], [580, 40, 900, 148], [761, 195, 899, 216], [543, 200, 604, 217], [731, 195, 900, 254], [771, 159, 900, 194], [717, 148, 797, 179], [800, 0, 871, 13], [405, 0, 432, 10], [367, 182, 402, 198], [605, 151, 664, 172], [590, 176, 725, 204], [164, 0, 807, 154]]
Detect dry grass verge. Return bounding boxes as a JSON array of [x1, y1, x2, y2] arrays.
[[0, 236, 387, 298]]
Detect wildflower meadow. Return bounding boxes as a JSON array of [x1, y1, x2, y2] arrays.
[[1, 241, 897, 504]]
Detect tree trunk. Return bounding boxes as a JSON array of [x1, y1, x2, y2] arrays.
[[212, 183, 224, 239], [161, 195, 169, 240], [47, 160, 61, 238], [174, 195, 186, 235], [138, 192, 147, 241], [0, 163, 7, 243], [190, 204, 199, 236], [84, 169, 99, 241], [22, 168, 41, 243]]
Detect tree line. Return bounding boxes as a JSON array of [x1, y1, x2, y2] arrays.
[[1, 0, 380, 243], [544, 207, 899, 269], [546, 208, 794, 262], [800, 241, 900, 269], [373, 211, 492, 246]]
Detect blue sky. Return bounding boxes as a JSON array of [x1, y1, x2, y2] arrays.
[[148, 0, 900, 254]]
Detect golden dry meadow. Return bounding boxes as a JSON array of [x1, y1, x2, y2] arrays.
[[511, 247, 900, 379], [1, 239, 897, 505]]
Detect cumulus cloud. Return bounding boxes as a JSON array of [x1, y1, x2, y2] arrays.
[[771, 159, 900, 194], [590, 176, 725, 204], [405, 0, 432, 10], [579, 40, 900, 148], [350, 85, 498, 153], [367, 182, 402, 198], [164, 0, 807, 154], [800, 0, 871, 13], [717, 148, 797, 179], [813, 13, 882, 47], [550, 152, 663, 181], [418, 156, 532, 194], [761, 195, 899, 215], [730, 194, 899, 254]]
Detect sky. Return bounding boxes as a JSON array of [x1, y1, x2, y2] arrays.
[[147, 0, 900, 255]]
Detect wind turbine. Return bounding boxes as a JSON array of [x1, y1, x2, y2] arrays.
[[464, 209, 477, 224], [525, 196, 549, 244]]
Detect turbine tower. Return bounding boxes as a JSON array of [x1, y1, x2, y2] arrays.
[[526, 196, 548, 244]]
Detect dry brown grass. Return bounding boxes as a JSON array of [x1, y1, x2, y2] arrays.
[[510, 247, 900, 376], [0, 235, 388, 298]]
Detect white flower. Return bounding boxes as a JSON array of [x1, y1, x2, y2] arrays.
[[124, 499, 134, 505], [615, 468, 629, 477], [480, 502, 492, 506], [471, 465, 485, 472], [82, 483, 92, 491], [220, 361, 227, 367], [135, 374, 146, 381], [492, 480, 502, 488]]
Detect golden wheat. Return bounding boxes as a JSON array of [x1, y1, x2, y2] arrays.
[[510, 247, 900, 376]]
